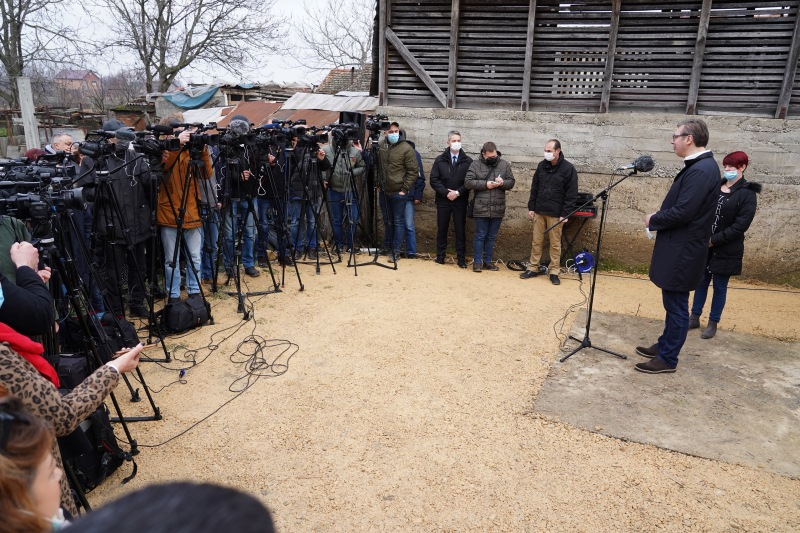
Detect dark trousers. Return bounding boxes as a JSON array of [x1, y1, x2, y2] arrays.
[[436, 203, 467, 260], [657, 289, 690, 369], [691, 269, 730, 323], [100, 240, 147, 315]]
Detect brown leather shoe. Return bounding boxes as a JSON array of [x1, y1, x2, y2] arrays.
[[634, 358, 676, 374]]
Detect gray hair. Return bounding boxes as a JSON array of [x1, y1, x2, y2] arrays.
[[52, 133, 73, 145], [447, 130, 461, 142]]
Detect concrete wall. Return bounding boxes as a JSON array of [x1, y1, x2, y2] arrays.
[[381, 106, 800, 286]]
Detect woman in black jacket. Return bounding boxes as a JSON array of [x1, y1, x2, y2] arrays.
[[690, 151, 760, 339]]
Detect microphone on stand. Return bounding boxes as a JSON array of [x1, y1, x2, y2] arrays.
[[616, 155, 655, 172]]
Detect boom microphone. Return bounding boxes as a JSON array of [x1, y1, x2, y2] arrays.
[[168, 121, 204, 129], [617, 155, 655, 172], [147, 124, 174, 135], [228, 119, 251, 136]]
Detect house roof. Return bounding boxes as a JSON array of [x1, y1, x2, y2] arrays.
[[316, 65, 373, 95], [280, 92, 378, 113], [55, 69, 97, 81], [215, 101, 283, 128]]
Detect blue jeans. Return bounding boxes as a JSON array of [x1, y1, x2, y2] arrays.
[[256, 198, 280, 259], [224, 199, 256, 269], [385, 193, 407, 255], [328, 189, 358, 248], [691, 269, 730, 323], [288, 199, 318, 251], [161, 226, 202, 298], [201, 210, 220, 280], [473, 217, 502, 264], [404, 201, 416, 255], [657, 290, 690, 369]]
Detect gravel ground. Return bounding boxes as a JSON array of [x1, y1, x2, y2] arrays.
[[89, 257, 800, 531]]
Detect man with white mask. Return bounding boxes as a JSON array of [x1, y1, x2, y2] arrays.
[[520, 138, 578, 285], [429, 130, 473, 268]]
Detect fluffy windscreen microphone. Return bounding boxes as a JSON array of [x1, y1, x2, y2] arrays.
[[617, 155, 655, 172], [114, 127, 138, 142], [228, 119, 251, 136]]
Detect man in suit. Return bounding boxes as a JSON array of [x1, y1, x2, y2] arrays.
[[635, 119, 720, 374]]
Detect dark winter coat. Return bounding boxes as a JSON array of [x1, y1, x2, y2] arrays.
[[648, 151, 720, 291], [706, 178, 761, 276], [527, 154, 579, 218], [378, 136, 418, 195], [82, 150, 152, 245], [429, 148, 473, 207], [464, 156, 515, 218], [406, 141, 426, 202], [288, 145, 331, 200]]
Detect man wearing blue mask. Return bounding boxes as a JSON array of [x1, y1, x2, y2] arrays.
[[378, 122, 418, 262]]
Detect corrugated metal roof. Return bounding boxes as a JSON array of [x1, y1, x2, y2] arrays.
[[280, 93, 378, 112], [269, 109, 341, 128], [216, 101, 283, 128]]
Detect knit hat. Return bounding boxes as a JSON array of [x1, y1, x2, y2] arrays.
[[102, 119, 125, 131]]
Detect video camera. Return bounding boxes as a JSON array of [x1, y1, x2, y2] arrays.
[[366, 114, 391, 142], [0, 175, 85, 221], [78, 130, 118, 159], [328, 122, 360, 150]]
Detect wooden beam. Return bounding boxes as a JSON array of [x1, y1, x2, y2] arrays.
[[521, 0, 537, 111], [379, 0, 389, 106], [446, 0, 460, 108], [686, 0, 712, 115], [599, 0, 622, 113], [775, 1, 800, 119], [385, 27, 448, 108]]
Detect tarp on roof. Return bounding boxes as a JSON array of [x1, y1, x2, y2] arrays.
[[183, 106, 234, 126], [280, 93, 378, 112], [162, 85, 220, 109]]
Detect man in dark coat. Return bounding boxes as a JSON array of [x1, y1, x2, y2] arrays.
[[429, 130, 472, 268], [520, 139, 578, 285], [635, 119, 720, 374]]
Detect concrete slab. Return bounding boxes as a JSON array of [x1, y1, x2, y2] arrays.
[[535, 310, 800, 478]]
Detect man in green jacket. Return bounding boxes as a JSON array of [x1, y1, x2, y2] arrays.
[[377, 123, 418, 261]]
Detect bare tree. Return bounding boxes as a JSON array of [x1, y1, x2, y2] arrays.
[[293, 0, 376, 71], [91, 0, 287, 93]]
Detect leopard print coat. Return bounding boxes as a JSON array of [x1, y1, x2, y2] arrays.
[[0, 342, 120, 516]]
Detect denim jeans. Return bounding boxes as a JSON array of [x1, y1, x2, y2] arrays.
[[223, 199, 256, 269], [657, 290, 690, 368], [288, 199, 318, 251], [201, 211, 221, 280], [403, 200, 416, 255], [328, 189, 358, 248], [473, 217, 502, 264], [379, 191, 391, 249], [385, 193, 407, 255], [161, 226, 202, 298], [256, 198, 281, 259], [691, 269, 730, 323]]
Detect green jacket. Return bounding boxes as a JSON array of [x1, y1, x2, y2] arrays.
[[323, 143, 366, 193], [0, 216, 30, 282], [378, 137, 417, 195]]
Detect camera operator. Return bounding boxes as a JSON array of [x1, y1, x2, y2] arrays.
[[322, 135, 365, 254], [44, 133, 74, 158], [219, 115, 260, 278], [82, 119, 151, 318], [157, 115, 213, 304], [0, 241, 54, 336], [256, 137, 291, 268], [288, 135, 329, 260]]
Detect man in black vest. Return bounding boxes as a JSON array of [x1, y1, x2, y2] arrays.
[[635, 119, 720, 374]]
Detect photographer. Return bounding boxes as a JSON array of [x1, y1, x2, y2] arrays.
[[322, 134, 365, 254], [81, 119, 152, 318], [0, 241, 54, 335], [256, 139, 290, 267], [219, 115, 260, 278], [287, 137, 329, 260], [157, 115, 213, 303]]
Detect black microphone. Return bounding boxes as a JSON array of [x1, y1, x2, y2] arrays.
[[168, 121, 204, 129], [617, 155, 655, 172], [114, 127, 138, 142], [147, 124, 174, 135]]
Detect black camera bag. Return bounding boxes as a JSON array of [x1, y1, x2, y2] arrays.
[[162, 296, 210, 333]]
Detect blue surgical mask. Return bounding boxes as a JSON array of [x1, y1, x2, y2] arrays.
[[387, 133, 400, 144], [723, 170, 738, 181]]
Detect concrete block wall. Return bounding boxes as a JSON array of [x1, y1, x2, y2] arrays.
[[381, 106, 800, 286]]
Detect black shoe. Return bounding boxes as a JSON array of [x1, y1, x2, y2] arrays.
[[485, 263, 499, 271], [404, 253, 417, 259], [307, 248, 317, 260], [520, 269, 541, 279], [258, 259, 269, 268], [549, 274, 560, 285], [153, 287, 167, 300], [244, 266, 261, 277], [473, 263, 482, 273], [187, 293, 202, 300], [634, 358, 676, 374], [435, 256, 445, 265], [458, 260, 467, 269], [281, 256, 294, 267], [167, 297, 181, 305], [128, 305, 148, 318], [635, 344, 658, 358]]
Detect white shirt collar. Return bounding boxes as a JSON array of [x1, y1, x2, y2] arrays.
[[684, 149, 711, 162]]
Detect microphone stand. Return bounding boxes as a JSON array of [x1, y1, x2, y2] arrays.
[[544, 168, 643, 363]]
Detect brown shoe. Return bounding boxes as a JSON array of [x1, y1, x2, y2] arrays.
[[634, 358, 676, 374], [473, 263, 482, 273], [635, 343, 658, 358], [484, 262, 499, 271]]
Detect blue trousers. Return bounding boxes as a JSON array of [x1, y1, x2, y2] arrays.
[[201, 212, 220, 280], [657, 290, 690, 369], [161, 226, 202, 298], [384, 193, 406, 255], [288, 199, 318, 251], [473, 217, 502, 265], [691, 269, 730, 323], [328, 189, 359, 249], [223, 199, 256, 269], [403, 201, 417, 255]]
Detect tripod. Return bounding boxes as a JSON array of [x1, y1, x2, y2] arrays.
[[556, 169, 637, 363]]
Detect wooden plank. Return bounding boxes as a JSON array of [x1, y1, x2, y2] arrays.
[[447, 0, 460, 108], [521, 0, 538, 111], [775, 2, 800, 118], [686, 0, 713, 115], [599, 0, 622, 113], [379, 0, 389, 106], [386, 27, 448, 107]]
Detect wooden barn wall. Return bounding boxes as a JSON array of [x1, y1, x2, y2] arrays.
[[379, 0, 800, 118]]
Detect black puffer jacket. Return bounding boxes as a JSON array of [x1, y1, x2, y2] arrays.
[[706, 178, 761, 276], [429, 148, 473, 207], [464, 156, 515, 218], [527, 154, 578, 218]]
